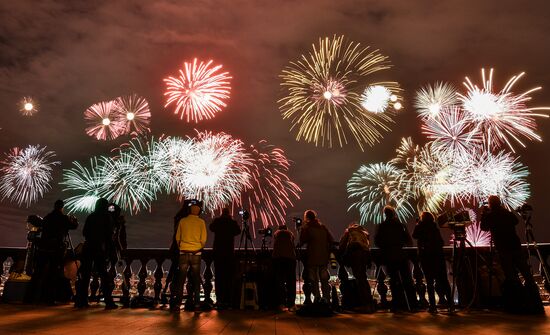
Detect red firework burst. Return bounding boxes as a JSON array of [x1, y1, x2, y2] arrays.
[[239, 141, 302, 228], [164, 59, 231, 123]]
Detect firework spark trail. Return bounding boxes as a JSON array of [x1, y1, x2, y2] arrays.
[[0, 145, 59, 207], [62, 158, 111, 213], [19, 97, 39, 116], [421, 106, 482, 159], [414, 82, 458, 119], [347, 162, 414, 224], [464, 150, 530, 210], [117, 137, 173, 196], [155, 136, 196, 194], [390, 138, 446, 213], [279, 35, 402, 151], [84, 100, 124, 140], [238, 140, 302, 228], [164, 59, 231, 123], [458, 68, 550, 152], [176, 131, 252, 212], [466, 221, 492, 247], [98, 154, 157, 215], [114, 94, 151, 136]]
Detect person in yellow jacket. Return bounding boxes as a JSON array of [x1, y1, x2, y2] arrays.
[[171, 203, 207, 312]]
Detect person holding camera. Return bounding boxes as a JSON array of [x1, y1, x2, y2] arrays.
[[412, 212, 451, 313], [339, 222, 374, 312], [480, 195, 544, 314], [374, 206, 417, 312], [299, 210, 334, 304], [75, 198, 117, 309], [209, 208, 241, 309], [171, 202, 207, 312], [273, 224, 297, 311], [32, 199, 78, 304]]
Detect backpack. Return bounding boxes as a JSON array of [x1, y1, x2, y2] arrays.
[[347, 226, 370, 251]]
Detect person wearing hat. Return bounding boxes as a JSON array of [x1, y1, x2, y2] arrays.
[[171, 202, 207, 312]]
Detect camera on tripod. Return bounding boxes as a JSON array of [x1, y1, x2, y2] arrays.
[[437, 210, 472, 241], [26, 215, 43, 242], [258, 227, 273, 238], [239, 209, 250, 221]]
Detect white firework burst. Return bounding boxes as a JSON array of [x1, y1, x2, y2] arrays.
[[458, 68, 549, 152], [0, 145, 59, 207], [414, 82, 458, 119], [421, 106, 482, 159], [176, 131, 252, 211]]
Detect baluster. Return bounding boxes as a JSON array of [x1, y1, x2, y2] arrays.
[[90, 273, 100, 302], [0, 256, 7, 292], [122, 259, 132, 307], [153, 258, 164, 304], [108, 260, 117, 301], [376, 265, 389, 309], [202, 253, 214, 306], [137, 258, 148, 297]]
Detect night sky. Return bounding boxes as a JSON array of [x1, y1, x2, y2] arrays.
[[1, 0, 549, 248]]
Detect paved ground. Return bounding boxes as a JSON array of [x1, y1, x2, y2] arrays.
[[0, 304, 548, 335]]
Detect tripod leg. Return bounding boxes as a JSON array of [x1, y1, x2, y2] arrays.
[[397, 271, 411, 312]]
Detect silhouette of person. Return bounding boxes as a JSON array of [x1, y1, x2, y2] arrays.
[[412, 211, 451, 313], [32, 199, 78, 304], [339, 222, 374, 312], [374, 206, 417, 312], [209, 208, 240, 309], [273, 224, 297, 311], [480, 195, 544, 314], [75, 198, 117, 309], [299, 210, 334, 304]]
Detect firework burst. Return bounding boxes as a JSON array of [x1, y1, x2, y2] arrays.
[[176, 131, 252, 211], [347, 162, 414, 224], [154, 137, 196, 194], [465, 150, 530, 210], [164, 59, 231, 123], [458, 68, 550, 152], [84, 100, 123, 140], [414, 82, 458, 119], [62, 158, 111, 213], [361, 84, 401, 114], [0, 145, 59, 207], [421, 106, 482, 159], [466, 221, 492, 247], [279, 35, 402, 150], [99, 154, 157, 215], [238, 141, 301, 228], [390, 138, 446, 213], [114, 94, 151, 136], [19, 97, 39, 116]]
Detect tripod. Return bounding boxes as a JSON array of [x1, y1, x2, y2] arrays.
[[449, 229, 489, 313], [238, 219, 256, 255], [65, 232, 81, 282], [238, 218, 259, 309], [520, 210, 550, 293]]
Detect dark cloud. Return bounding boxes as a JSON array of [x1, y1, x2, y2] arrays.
[[1, 0, 550, 247]]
